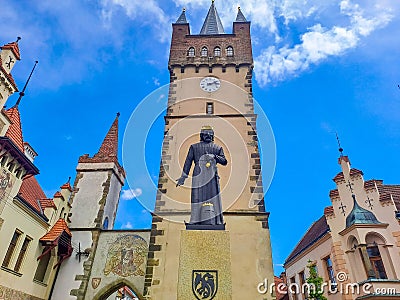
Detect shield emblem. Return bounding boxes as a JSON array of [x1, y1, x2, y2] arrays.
[[91, 277, 101, 289], [192, 270, 218, 300]]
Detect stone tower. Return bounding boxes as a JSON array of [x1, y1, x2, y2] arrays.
[[145, 3, 275, 299], [52, 114, 126, 299]]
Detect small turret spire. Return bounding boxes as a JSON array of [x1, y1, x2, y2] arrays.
[[14, 60, 38, 107], [200, 0, 225, 35], [235, 6, 248, 22], [175, 7, 188, 24], [94, 113, 120, 161]]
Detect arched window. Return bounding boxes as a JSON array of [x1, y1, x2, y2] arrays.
[[366, 244, 387, 279], [103, 217, 109, 230], [226, 46, 234, 57], [187, 47, 195, 57], [214, 47, 221, 57], [201, 47, 208, 57]]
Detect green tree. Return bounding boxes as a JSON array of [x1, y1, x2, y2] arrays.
[[306, 260, 327, 300]]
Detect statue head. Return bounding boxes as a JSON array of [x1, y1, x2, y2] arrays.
[[200, 126, 214, 143]]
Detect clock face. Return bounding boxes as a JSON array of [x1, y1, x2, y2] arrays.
[[200, 77, 221, 92]]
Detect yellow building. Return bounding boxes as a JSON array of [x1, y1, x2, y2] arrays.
[[284, 155, 400, 300], [0, 39, 73, 299]]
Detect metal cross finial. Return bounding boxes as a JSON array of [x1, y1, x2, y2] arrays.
[[336, 132, 343, 156], [16, 37, 21, 43], [346, 180, 354, 194], [339, 202, 347, 215], [365, 196, 374, 210]]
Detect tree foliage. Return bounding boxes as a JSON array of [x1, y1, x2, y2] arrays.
[[306, 260, 327, 300]]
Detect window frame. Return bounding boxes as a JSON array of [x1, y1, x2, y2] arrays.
[[14, 236, 32, 272], [2, 230, 22, 269], [226, 46, 234, 57], [206, 102, 214, 115], [187, 47, 195, 57], [214, 46, 221, 57], [201, 46, 208, 57]]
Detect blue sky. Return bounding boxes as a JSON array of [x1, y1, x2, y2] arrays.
[[1, 0, 399, 274]]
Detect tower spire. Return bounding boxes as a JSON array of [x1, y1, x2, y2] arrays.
[[14, 60, 38, 107], [93, 112, 120, 161], [200, 0, 225, 35], [235, 6, 247, 22], [175, 7, 188, 24]]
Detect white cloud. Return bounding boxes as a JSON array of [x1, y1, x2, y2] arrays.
[[121, 188, 143, 200], [255, 0, 394, 86], [100, 0, 171, 42], [121, 221, 133, 229]]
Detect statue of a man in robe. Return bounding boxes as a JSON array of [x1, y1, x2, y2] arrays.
[[176, 126, 227, 227]]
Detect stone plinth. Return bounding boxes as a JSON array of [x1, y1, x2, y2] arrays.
[[178, 230, 232, 300]]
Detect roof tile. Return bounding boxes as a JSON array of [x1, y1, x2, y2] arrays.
[[19, 175, 47, 213], [40, 218, 71, 242], [285, 216, 329, 264], [4, 106, 24, 152]]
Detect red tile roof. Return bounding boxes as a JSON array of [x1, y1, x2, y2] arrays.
[[377, 184, 400, 210], [333, 172, 344, 182], [324, 206, 334, 215], [285, 215, 330, 265], [60, 182, 73, 192], [53, 191, 63, 199], [329, 189, 339, 198], [1, 41, 21, 60], [350, 168, 363, 177], [19, 175, 47, 213], [40, 218, 71, 242], [39, 198, 56, 209], [4, 106, 24, 152]]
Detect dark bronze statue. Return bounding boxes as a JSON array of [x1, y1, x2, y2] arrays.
[[176, 126, 227, 228]]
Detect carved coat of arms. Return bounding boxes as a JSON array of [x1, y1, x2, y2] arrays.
[[192, 270, 218, 300]]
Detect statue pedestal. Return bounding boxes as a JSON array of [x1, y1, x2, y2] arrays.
[[185, 223, 225, 230], [178, 230, 232, 300]]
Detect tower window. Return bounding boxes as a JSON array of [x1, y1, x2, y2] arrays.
[[367, 244, 387, 279], [2, 230, 22, 268], [14, 236, 31, 272], [214, 47, 221, 57], [187, 47, 195, 57], [201, 47, 208, 57], [103, 217, 109, 230], [226, 46, 234, 57], [206, 102, 214, 114]]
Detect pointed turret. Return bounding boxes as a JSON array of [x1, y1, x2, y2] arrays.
[[93, 112, 119, 163], [200, 0, 225, 35], [4, 106, 24, 151], [235, 6, 247, 22], [175, 8, 188, 24]]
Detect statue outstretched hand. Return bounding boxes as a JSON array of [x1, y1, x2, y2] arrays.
[[176, 176, 186, 187]]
